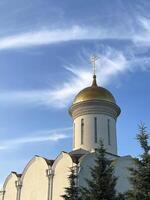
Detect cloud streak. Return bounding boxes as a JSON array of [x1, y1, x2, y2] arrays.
[[0, 47, 150, 108], [0, 17, 150, 108], [133, 17, 150, 45], [0, 26, 107, 50], [0, 17, 146, 51], [0, 47, 128, 107], [0, 127, 72, 150], [0, 16, 149, 50]]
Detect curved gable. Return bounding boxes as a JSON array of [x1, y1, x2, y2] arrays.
[[20, 156, 50, 200], [52, 152, 74, 200], [3, 172, 18, 200], [21, 155, 50, 182]]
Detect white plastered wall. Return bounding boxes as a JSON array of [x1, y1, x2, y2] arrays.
[[73, 114, 117, 154], [20, 156, 49, 200], [3, 173, 17, 200], [114, 156, 133, 193], [78, 153, 95, 188], [52, 152, 73, 200], [78, 152, 133, 193]]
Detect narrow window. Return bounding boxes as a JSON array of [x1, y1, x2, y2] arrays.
[[73, 123, 75, 148], [81, 119, 84, 144], [94, 117, 97, 143], [108, 119, 111, 145]]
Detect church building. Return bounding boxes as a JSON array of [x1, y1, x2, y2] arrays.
[[0, 63, 133, 200]]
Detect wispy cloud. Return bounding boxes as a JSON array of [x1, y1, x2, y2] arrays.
[[133, 17, 150, 45], [0, 16, 149, 50], [0, 22, 141, 51], [0, 47, 150, 108], [0, 47, 128, 107], [0, 17, 150, 108], [0, 127, 72, 150], [0, 26, 106, 50]]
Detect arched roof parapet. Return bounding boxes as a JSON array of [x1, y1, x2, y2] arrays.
[[52, 151, 77, 170], [21, 155, 51, 181], [3, 172, 18, 190]]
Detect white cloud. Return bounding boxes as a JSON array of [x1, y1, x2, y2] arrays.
[[133, 17, 150, 45], [0, 26, 108, 50], [0, 23, 139, 50], [0, 146, 6, 150], [0, 16, 150, 108], [0, 127, 72, 150], [0, 50, 130, 109], [1, 47, 149, 108], [0, 16, 149, 50]]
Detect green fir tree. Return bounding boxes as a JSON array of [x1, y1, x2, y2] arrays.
[[117, 193, 126, 200], [80, 140, 121, 200], [61, 167, 80, 200], [126, 123, 150, 200]]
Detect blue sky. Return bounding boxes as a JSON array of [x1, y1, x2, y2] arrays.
[[0, 0, 150, 186]]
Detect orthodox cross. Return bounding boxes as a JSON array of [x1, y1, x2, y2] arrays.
[[90, 55, 99, 76]]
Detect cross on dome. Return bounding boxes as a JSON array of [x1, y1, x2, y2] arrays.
[[90, 55, 99, 87], [90, 55, 99, 76]]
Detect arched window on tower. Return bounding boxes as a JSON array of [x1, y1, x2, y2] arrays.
[[107, 119, 111, 145], [73, 123, 75, 148], [94, 117, 97, 143], [81, 118, 84, 144]]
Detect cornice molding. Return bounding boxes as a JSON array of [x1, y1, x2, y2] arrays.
[[69, 100, 121, 120]]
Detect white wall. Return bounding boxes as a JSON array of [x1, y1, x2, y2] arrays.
[[20, 156, 49, 200], [3, 173, 17, 200], [114, 156, 133, 193], [73, 114, 117, 155], [52, 152, 73, 200], [2, 153, 133, 199], [78, 152, 133, 193]]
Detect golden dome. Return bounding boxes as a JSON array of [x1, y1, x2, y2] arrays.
[[73, 75, 116, 104]]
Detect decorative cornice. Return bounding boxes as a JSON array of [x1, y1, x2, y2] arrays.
[[0, 191, 5, 194], [15, 179, 22, 189], [69, 100, 121, 120], [46, 169, 54, 178]]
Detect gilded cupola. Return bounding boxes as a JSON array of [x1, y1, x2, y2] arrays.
[[73, 75, 116, 105]]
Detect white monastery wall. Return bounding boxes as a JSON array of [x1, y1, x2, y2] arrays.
[[114, 156, 133, 193], [20, 156, 49, 200], [78, 153, 95, 187], [1, 152, 134, 200], [78, 152, 133, 193], [3, 172, 17, 200]]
